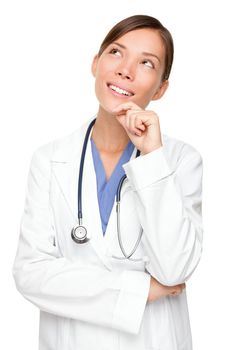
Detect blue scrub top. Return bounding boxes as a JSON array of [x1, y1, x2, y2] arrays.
[[90, 137, 135, 235]]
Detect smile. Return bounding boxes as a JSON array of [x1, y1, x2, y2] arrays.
[[107, 84, 134, 97]]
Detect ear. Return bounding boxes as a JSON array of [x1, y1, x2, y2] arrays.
[[151, 80, 169, 101], [91, 54, 99, 77]]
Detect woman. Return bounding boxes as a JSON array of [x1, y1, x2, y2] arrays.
[[13, 14, 203, 350]]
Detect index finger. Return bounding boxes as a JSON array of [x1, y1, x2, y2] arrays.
[[112, 102, 142, 115]]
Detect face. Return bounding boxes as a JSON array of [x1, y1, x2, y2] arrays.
[[91, 28, 169, 114]]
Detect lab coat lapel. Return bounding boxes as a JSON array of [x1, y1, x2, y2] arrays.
[[51, 119, 112, 270], [82, 134, 112, 263]]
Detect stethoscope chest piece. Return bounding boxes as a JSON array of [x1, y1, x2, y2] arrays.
[[71, 225, 89, 244]]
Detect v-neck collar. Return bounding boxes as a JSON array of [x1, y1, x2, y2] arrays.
[[90, 137, 135, 185], [90, 137, 135, 235]]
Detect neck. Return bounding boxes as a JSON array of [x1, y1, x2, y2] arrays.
[[91, 106, 130, 153]]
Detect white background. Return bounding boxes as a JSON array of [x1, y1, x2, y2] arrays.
[[1, 0, 233, 348]]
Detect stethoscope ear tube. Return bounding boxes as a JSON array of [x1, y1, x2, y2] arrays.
[[77, 118, 96, 221], [116, 175, 127, 202], [116, 148, 140, 202], [116, 196, 144, 261]]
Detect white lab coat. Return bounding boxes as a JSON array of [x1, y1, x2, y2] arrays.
[[13, 117, 203, 350]]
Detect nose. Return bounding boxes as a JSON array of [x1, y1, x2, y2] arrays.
[[115, 61, 134, 80], [116, 71, 132, 80]]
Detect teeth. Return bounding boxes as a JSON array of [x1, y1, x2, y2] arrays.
[[109, 84, 133, 96]]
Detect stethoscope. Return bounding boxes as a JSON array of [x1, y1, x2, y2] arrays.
[[71, 118, 144, 261]]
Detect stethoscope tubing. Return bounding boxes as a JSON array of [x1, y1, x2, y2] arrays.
[[72, 117, 143, 260], [78, 118, 96, 224]]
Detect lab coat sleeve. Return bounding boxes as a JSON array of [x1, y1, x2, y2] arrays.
[[12, 144, 151, 335], [122, 144, 203, 286]]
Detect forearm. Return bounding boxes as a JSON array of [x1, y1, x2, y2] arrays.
[[123, 146, 203, 286], [13, 245, 150, 334]]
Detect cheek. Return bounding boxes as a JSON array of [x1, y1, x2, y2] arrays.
[[133, 83, 160, 109], [96, 58, 112, 75], [138, 81, 158, 100], [142, 74, 162, 97], [94, 70, 105, 94], [137, 68, 160, 88], [94, 62, 109, 88]]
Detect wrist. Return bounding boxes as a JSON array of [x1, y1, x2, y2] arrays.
[[141, 143, 162, 155]]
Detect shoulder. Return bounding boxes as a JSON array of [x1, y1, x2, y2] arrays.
[[161, 133, 203, 171], [30, 117, 94, 163]]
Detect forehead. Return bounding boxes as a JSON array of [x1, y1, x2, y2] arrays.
[[110, 28, 165, 57]]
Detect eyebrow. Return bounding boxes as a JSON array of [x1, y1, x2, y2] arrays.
[[112, 41, 161, 63]]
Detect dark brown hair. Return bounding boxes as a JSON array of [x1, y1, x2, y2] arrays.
[[97, 15, 174, 81]]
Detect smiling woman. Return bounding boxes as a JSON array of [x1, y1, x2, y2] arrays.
[[13, 14, 203, 350], [92, 29, 168, 113]]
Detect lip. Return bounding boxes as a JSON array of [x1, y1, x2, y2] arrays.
[[107, 82, 135, 96]]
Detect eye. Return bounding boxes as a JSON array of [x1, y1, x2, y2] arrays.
[[109, 48, 121, 56], [142, 59, 154, 69]]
